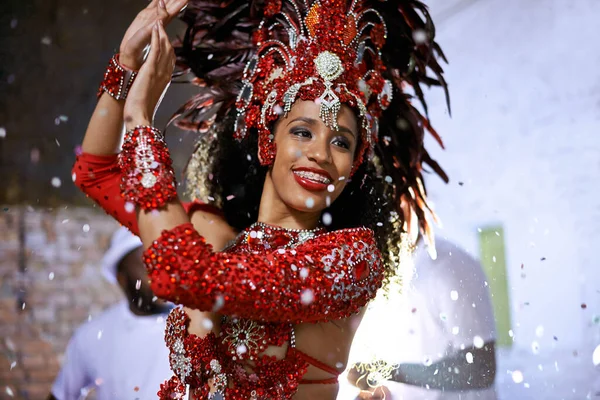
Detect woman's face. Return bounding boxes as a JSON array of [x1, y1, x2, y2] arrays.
[[268, 100, 359, 214]]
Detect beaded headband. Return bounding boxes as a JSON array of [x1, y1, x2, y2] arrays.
[[233, 0, 393, 170]]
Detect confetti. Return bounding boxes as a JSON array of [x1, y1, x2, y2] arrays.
[[384, 175, 392, 183], [465, 352, 473, 364], [71, 172, 77, 182], [135, 280, 141, 290], [124, 202, 135, 213], [305, 197, 315, 208], [581, 303, 587, 309], [327, 184, 335, 192], [5, 387, 14, 397], [51, 177, 61, 187], [97, 330, 103, 340], [55, 138, 60, 147], [301, 289, 314, 305], [48, 272, 54, 280], [452, 326, 460, 335], [10, 19, 18, 28], [202, 318, 214, 330], [322, 212, 332, 226], [10, 361, 16, 370], [82, 224, 90, 232], [511, 370, 524, 383], [535, 325, 544, 337], [41, 36, 52, 45], [0, 127, 6, 138], [531, 341, 540, 354], [592, 344, 600, 366], [450, 290, 458, 301], [473, 336, 484, 349]]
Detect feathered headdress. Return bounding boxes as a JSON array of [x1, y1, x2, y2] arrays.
[[173, 0, 449, 245]]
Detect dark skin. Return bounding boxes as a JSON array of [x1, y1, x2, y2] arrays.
[[47, 247, 169, 399]]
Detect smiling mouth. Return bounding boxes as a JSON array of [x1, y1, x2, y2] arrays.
[[292, 170, 332, 185]]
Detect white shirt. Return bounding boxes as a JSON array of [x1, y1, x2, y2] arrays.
[[339, 238, 498, 400], [51, 301, 172, 400]]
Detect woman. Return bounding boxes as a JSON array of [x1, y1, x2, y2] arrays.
[[73, 0, 448, 398]]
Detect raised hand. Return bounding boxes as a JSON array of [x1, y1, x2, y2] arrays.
[[124, 21, 176, 129], [119, 0, 188, 70]]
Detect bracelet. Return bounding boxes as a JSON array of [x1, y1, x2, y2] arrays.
[[119, 125, 178, 210], [97, 54, 138, 101]]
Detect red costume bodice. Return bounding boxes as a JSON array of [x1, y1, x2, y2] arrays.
[[72, 153, 384, 399]]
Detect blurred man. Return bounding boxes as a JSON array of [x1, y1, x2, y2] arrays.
[[346, 237, 498, 400], [49, 227, 173, 400]]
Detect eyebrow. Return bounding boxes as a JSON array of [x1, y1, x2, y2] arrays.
[[287, 117, 356, 138]]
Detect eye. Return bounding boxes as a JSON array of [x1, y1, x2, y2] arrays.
[[290, 128, 312, 138], [332, 136, 351, 150]]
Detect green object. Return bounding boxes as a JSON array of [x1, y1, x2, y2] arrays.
[[478, 226, 513, 347]]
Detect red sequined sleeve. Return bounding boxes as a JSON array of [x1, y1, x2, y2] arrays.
[[72, 153, 140, 234], [72, 153, 222, 236], [144, 223, 384, 323]]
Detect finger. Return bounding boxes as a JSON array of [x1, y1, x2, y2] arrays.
[[147, 23, 161, 65], [157, 21, 174, 69], [166, 0, 188, 18], [157, 0, 169, 21]]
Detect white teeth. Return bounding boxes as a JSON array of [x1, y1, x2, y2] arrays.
[[294, 170, 331, 184]]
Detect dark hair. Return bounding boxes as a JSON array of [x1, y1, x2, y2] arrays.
[[196, 110, 401, 284]]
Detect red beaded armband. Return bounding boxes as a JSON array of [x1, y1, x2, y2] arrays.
[[119, 125, 178, 210], [97, 54, 138, 101]]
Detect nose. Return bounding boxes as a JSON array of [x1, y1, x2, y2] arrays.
[[306, 135, 332, 165]]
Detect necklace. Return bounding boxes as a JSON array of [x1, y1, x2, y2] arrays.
[[244, 221, 325, 250]]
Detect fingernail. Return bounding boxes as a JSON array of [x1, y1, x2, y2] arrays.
[[159, 0, 165, 8]]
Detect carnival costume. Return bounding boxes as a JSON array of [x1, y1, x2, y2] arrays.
[[74, 0, 448, 398]]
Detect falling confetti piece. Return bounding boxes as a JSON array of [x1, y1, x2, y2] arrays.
[[301, 289, 314, 305], [5, 387, 14, 397], [535, 325, 544, 337], [55, 138, 60, 147], [10, 19, 18, 28], [135, 280, 141, 290], [10, 361, 16, 370], [592, 345, 600, 366], [51, 177, 61, 187], [49, 272, 54, 280], [82, 224, 90, 232], [531, 341, 540, 354], [581, 303, 587, 309], [62, 219, 69, 224], [226, 195, 235, 201], [458, 181, 464, 186], [473, 336, 484, 348], [422, 356, 432, 366], [299, 267, 309, 279], [41, 36, 52, 45], [452, 326, 460, 335], [322, 212, 332, 226], [134, 387, 140, 392], [511, 370, 524, 383], [97, 330, 103, 340], [465, 352, 473, 364], [540, 257, 546, 261], [305, 197, 315, 208], [412, 29, 427, 44], [124, 202, 135, 213], [0, 127, 6, 138], [213, 295, 225, 312], [202, 318, 214, 330], [327, 184, 335, 192], [450, 290, 459, 301], [439, 313, 447, 322]]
